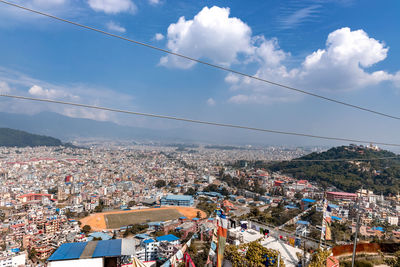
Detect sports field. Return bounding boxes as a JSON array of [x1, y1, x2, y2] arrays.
[[80, 207, 206, 231]]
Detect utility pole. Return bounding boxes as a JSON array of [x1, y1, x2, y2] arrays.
[[277, 251, 280, 267], [351, 187, 363, 267]]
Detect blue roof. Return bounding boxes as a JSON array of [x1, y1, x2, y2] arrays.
[[163, 195, 193, 201], [302, 198, 316, 203], [156, 234, 180, 242], [148, 222, 162, 226], [143, 239, 156, 244], [372, 227, 384, 232], [328, 204, 340, 209], [331, 216, 342, 221], [48, 242, 87, 261], [92, 239, 122, 258], [192, 218, 200, 221], [285, 205, 298, 209], [179, 216, 187, 220], [296, 220, 310, 225]]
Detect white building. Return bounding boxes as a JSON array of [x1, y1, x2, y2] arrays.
[[387, 216, 399, 226], [0, 253, 26, 267]]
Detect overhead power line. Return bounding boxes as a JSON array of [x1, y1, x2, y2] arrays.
[[281, 156, 400, 162], [1, 0, 400, 121], [1, 93, 400, 147]]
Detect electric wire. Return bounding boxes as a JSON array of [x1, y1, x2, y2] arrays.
[[2, 93, 400, 148], [0, 0, 400, 121], [271, 156, 400, 162]]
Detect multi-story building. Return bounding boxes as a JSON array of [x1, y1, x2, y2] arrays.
[[160, 195, 194, 207], [327, 192, 357, 202], [387, 216, 399, 226]]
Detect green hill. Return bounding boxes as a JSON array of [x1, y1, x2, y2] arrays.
[[0, 128, 63, 147], [267, 145, 400, 195]]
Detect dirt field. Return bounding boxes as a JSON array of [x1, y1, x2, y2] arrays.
[[79, 207, 206, 231]]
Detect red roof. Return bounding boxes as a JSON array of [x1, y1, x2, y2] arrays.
[[327, 191, 357, 197], [18, 193, 52, 198], [11, 223, 25, 228], [326, 256, 339, 267]]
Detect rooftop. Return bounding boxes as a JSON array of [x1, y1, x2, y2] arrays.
[[162, 195, 193, 201], [156, 234, 180, 242], [48, 239, 135, 261]]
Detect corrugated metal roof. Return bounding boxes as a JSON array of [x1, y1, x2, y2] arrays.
[[163, 195, 193, 201], [92, 239, 122, 258], [156, 234, 180, 242], [48, 242, 87, 261], [48, 239, 135, 261]]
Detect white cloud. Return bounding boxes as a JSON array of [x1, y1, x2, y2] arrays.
[[31, 0, 66, 7], [148, 0, 161, 5], [106, 21, 126, 33], [206, 98, 216, 106], [278, 5, 320, 30], [160, 6, 254, 69], [0, 81, 11, 93], [225, 73, 240, 84], [227, 27, 400, 104], [28, 85, 79, 99], [0, 67, 136, 122], [88, 0, 137, 14], [158, 7, 399, 104], [154, 33, 164, 41], [298, 27, 390, 90]]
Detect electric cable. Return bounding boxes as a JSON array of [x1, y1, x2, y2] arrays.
[[0, 0, 399, 121], [2, 93, 400, 147]]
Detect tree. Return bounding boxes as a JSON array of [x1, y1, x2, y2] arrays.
[[294, 192, 303, 199], [82, 225, 91, 234], [155, 180, 166, 188], [196, 211, 202, 218], [28, 248, 37, 260], [309, 249, 331, 267], [186, 187, 196, 195], [245, 242, 284, 267], [225, 245, 246, 266], [250, 207, 261, 218], [128, 200, 136, 207], [94, 205, 103, 213]]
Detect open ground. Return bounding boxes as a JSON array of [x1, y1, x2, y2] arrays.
[[80, 207, 206, 231]]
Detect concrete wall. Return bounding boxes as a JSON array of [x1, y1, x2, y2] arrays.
[[48, 258, 103, 267]]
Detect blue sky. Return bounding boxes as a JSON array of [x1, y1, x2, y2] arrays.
[[0, 0, 400, 147]]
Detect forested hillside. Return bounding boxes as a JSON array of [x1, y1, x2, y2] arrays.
[[268, 145, 400, 194], [0, 128, 63, 147]]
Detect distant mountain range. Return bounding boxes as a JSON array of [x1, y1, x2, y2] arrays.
[[0, 111, 190, 142], [0, 128, 63, 147]]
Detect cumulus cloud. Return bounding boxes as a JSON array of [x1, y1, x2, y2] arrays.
[[106, 21, 126, 33], [160, 6, 254, 69], [159, 7, 399, 104], [227, 27, 400, 104], [88, 0, 136, 14], [206, 98, 216, 106], [0, 81, 11, 93], [148, 0, 161, 5], [28, 85, 79, 100], [154, 33, 164, 41]]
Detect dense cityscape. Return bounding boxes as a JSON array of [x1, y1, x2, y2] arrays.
[[0, 0, 399, 266], [0, 143, 399, 266]]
